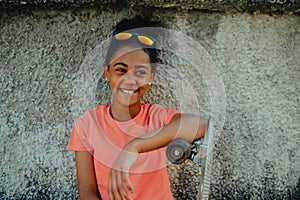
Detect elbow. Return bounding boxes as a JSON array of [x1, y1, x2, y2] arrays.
[[194, 115, 207, 140], [180, 114, 207, 141]]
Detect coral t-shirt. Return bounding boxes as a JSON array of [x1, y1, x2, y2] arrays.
[[67, 104, 179, 200]]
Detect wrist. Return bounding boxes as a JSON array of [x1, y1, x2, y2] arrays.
[[125, 139, 140, 153]]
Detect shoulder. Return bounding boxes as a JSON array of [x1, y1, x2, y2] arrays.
[[76, 104, 109, 124], [142, 103, 178, 113], [84, 104, 109, 115], [142, 103, 180, 121]]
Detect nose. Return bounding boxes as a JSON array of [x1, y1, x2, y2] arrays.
[[122, 71, 138, 86]]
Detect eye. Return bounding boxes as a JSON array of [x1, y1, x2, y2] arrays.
[[136, 70, 147, 76], [115, 68, 127, 74]]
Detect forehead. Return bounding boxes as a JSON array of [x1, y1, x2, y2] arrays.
[[109, 46, 151, 66]]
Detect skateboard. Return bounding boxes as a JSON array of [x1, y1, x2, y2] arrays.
[[166, 117, 215, 200]]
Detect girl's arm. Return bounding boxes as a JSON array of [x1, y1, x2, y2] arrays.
[[75, 151, 101, 200], [130, 113, 207, 153], [108, 113, 207, 200]]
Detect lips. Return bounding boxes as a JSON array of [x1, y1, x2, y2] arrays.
[[119, 88, 140, 95]]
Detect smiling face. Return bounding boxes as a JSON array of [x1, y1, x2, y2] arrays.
[[104, 46, 155, 114]]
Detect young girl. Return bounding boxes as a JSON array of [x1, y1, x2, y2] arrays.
[[67, 16, 207, 200]]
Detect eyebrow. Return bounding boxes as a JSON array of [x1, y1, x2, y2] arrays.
[[135, 65, 149, 70], [113, 62, 149, 70], [113, 62, 128, 67]]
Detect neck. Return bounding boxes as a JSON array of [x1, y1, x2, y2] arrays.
[[110, 103, 141, 121]]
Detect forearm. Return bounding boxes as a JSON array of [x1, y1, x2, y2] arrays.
[[129, 114, 207, 153], [75, 151, 101, 200], [79, 191, 100, 200]]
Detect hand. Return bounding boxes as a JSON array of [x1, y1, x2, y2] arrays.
[[108, 144, 138, 200]]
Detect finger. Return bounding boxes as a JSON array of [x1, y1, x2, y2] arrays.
[[122, 171, 134, 194], [117, 170, 133, 200], [108, 171, 114, 200], [108, 184, 114, 200], [108, 170, 122, 200]]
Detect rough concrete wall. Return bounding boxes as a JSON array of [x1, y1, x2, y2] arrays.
[[0, 5, 299, 200], [207, 13, 300, 199], [1, 0, 300, 14]]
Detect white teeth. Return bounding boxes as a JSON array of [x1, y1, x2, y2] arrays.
[[120, 89, 137, 94], [123, 90, 134, 94]]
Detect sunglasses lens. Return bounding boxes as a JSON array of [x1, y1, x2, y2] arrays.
[[138, 35, 155, 46], [114, 32, 155, 46], [115, 32, 133, 40]]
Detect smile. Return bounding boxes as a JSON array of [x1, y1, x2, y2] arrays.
[[119, 88, 140, 94]]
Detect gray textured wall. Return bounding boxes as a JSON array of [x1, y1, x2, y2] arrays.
[[0, 1, 299, 200]]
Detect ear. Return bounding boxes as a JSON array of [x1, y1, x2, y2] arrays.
[[149, 71, 155, 83], [104, 66, 110, 81]]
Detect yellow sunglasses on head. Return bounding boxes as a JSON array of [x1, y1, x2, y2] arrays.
[[113, 31, 156, 46]]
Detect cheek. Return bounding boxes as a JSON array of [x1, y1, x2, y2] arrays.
[[137, 79, 148, 85], [108, 79, 117, 91], [109, 74, 120, 86], [139, 74, 153, 84]]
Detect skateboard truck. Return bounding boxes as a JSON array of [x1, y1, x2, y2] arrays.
[[166, 118, 214, 199], [166, 138, 203, 165]]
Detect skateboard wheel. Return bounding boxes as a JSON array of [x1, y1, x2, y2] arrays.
[[166, 139, 192, 164]]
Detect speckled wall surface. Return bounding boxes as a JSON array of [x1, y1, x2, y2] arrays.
[[0, 5, 299, 200]]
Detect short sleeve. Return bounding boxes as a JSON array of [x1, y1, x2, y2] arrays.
[[148, 104, 180, 126], [66, 119, 93, 152], [162, 106, 180, 125]]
